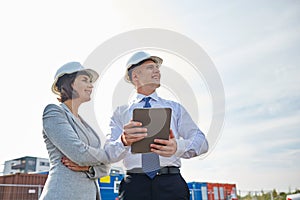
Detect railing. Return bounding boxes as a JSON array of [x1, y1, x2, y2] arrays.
[[0, 183, 44, 200]]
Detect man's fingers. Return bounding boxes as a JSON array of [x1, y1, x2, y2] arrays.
[[169, 129, 175, 139], [124, 127, 147, 135], [123, 121, 143, 129]]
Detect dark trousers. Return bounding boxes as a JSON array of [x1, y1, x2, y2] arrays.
[[118, 173, 190, 200]]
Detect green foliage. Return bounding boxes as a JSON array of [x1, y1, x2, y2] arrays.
[[240, 189, 286, 200], [235, 188, 299, 200]]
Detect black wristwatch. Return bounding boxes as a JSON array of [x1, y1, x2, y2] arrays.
[[88, 166, 95, 175]]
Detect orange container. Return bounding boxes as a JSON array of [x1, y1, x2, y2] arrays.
[[207, 182, 238, 200]]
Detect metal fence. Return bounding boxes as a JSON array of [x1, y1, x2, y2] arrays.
[[0, 184, 43, 200]]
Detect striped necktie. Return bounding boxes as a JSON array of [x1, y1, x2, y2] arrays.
[[141, 97, 160, 179]]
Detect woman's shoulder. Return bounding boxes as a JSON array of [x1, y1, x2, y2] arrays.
[[44, 103, 61, 110], [43, 103, 63, 114]]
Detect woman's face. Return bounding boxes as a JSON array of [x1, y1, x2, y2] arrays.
[[72, 74, 94, 102]]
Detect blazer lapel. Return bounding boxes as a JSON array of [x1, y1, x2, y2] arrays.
[[60, 103, 90, 143], [59, 103, 101, 148]]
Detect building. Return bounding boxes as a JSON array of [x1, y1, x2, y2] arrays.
[[3, 156, 50, 175]]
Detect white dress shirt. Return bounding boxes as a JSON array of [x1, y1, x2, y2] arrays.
[[104, 92, 209, 170]]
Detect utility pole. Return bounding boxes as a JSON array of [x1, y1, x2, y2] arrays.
[[270, 191, 274, 200]]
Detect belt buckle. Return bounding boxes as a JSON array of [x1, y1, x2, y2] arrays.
[[157, 167, 168, 175], [156, 168, 163, 176]]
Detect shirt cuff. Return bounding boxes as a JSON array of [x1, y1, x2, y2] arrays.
[[118, 134, 131, 151], [116, 138, 131, 157], [175, 139, 185, 157]]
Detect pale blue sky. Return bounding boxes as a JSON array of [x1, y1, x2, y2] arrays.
[[0, 0, 299, 194]]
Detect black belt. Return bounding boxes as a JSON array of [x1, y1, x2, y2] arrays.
[[126, 166, 180, 175]]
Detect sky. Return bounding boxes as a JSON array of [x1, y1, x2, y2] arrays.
[[0, 0, 299, 196]]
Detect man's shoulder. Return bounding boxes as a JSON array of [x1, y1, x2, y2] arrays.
[[158, 97, 181, 107], [113, 104, 130, 113]]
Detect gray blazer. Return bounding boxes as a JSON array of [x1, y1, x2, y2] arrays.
[[39, 103, 110, 200]]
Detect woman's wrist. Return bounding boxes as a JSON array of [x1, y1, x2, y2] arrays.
[[87, 166, 95, 175]]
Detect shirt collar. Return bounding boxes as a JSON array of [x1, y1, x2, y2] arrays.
[[131, 91, 159, 104]]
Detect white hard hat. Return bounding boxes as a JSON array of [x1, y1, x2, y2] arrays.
[[51, 61, 99, 95], [125, 51, 163, 82]]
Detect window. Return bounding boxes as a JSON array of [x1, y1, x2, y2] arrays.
[[40, 162, 50, 166]]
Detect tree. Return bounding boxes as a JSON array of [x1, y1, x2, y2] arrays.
[[272, 189, 278, 198]]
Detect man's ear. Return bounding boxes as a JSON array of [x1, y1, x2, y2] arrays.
[[131, 71, 138, 82]]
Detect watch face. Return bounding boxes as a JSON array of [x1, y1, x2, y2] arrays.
[[89, 166, 94, 174]]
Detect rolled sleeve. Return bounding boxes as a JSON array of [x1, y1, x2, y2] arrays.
[[175, 104, 209, 158], [104, 106, 130, 163]]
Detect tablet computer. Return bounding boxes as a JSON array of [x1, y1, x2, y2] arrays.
[[131, 108, 172, 154]]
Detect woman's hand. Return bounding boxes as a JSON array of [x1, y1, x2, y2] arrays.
[[61, 156, 89, 172]]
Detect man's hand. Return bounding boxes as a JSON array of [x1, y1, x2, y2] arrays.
[[150, 129, 177, 157], [121, 120, 147, 146]]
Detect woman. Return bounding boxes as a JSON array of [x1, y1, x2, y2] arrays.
[[40, 61, 110, 200]]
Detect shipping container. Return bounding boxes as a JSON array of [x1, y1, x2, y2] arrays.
[[0, 173, 47, 200], [207, 182, 219, 200], [220, 183, 238, 200], [206, 182, 238, 200], [98, 169, 124, 200], [188, 182, 208, 200]]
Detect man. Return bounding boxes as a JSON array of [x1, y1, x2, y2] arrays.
[[104, 51, 209, 200]]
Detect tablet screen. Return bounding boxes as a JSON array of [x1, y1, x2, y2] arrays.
[[131, 108, 172, 153]]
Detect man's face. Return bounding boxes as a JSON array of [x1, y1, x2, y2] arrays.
[[132, 60, 161, 88]]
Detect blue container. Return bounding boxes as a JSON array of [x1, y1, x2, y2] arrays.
[[98, 170, 124, 200], [188, 182, 208, 200]]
